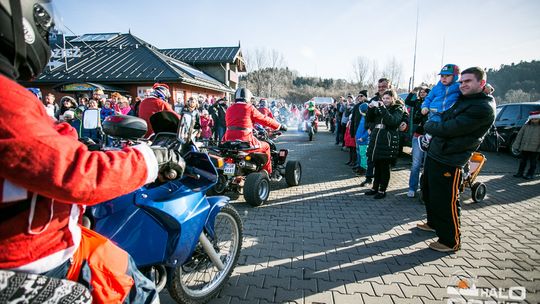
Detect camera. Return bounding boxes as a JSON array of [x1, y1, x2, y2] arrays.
[[369, 100, 379, 107]]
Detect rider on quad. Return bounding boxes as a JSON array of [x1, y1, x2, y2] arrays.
[[223, 88, 287, 175], [0, 1, 183, 302]]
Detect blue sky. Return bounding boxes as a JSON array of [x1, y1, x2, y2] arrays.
[[53, 0, 540, 87]]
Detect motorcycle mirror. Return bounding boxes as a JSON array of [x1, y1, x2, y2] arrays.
[[82, 109, 100, 129]]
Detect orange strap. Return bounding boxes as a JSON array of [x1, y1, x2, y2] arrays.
[[67, 226, 134, 304]]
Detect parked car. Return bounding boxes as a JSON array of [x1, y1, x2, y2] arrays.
[[495, 101, 540, 157]]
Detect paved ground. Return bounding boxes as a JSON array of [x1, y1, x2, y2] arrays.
[[161, 126, 540, 304]]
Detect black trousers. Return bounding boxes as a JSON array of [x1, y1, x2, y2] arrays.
[[422, 156, 462, 249], [518, 151, 538, 176], [373, 159, 392, 192]]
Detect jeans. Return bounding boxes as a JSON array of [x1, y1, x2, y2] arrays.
[[215, 125, 226, 142], [408, 135, 426, 192]]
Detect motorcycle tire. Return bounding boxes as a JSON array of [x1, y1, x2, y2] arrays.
[[207, 174, 228, 195], [167, 204, 243, 304], [244, 172, 270, 206], [285, 160, 302, 186]]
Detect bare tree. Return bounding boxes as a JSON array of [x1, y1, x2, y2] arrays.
[[382, 57, 403, 89], [368, 60, 380, 86], [268, 49, 286, 97], [352, 56, 370, 88], [244, 48, 269, 96]]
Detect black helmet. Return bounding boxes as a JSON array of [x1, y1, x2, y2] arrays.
[[0, 0, 55, 80], [234, 87, 252, 102]]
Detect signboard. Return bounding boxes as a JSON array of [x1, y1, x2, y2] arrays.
[[229, 70, 238, 83], [61, 83, 95, 91]]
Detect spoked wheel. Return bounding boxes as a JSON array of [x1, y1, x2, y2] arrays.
[[168, 205, 243, 304]]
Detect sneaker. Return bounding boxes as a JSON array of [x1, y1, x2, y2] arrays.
[[407, 190, 416, 198], [428, 241, 457, 252], [374, 192, 386, 199], [416, 223, 435, 232], [513, 173, 523, 178], [364, 189, 378, 196], [360, 178, 372, 187], [524, 174, 534, 180]]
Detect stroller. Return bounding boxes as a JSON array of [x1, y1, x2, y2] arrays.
[[462, 152, 487, 203]]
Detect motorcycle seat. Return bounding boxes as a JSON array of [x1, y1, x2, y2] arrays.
[[217, 140, 254, 151]]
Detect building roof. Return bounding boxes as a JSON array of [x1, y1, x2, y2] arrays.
[[160, 47, 239, 64], [32, 33, 233, 93]]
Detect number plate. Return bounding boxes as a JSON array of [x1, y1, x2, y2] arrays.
[[223, 163, 236, 175]]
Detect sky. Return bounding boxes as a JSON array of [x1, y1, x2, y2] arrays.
[[52, 0, 540, 87]]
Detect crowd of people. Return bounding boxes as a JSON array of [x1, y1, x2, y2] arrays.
[[314, 65, 503, 253]]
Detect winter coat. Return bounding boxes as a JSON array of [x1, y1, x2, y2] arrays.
[[355, 116, 369, 146], [424, 92, 495, 167], [100, 107, 115, 121], [404, 92, 428, 136], [366, 103, 404, 161], [209, 103, 228, 127], [0, 75, 155, 273], [421, 81, 460, 115], [138, 96, 180, 138], [512, 122, 540, 153], [223, 102, 280, 148], [344, 121, 356, 147], [200, 115, 214, 139]]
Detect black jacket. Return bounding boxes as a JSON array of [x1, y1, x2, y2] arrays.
[[209, 103, 227, 127], [404, 92, 427, 135], [366, 103, 404, 161], [424, 92, 495, 167], [349, 102, 364, 138]]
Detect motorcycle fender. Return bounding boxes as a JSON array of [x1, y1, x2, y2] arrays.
[[204, 196, 230, 239]]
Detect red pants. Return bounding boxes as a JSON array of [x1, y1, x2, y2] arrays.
[[223, 130, 273, 174]]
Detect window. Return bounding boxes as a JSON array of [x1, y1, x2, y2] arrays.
[[521, 104, 540, 118], [498, 105, 520, 121]]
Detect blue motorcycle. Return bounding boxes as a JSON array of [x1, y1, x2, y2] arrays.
[[84, 112, 243, 303]]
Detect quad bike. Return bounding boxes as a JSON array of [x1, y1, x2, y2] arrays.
[[208, 125, 302, 206]]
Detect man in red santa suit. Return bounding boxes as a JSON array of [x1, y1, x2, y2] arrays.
[[223, 88, 287, 174], [0, 1, 184, 302], [138, 82, 180, 138], [257, 98, 274, 118]]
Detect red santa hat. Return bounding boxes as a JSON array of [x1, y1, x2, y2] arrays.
[[529, 111, 540, 120]]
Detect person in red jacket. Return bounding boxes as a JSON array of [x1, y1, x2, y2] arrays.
[[138, 82, 180, 138], [223, 88, 287, 174], [0, 1, 182, 302], [257, 98, 274, 118]]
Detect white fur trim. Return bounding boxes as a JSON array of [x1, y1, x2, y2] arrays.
[[2, 179, 28, 203], [10, 205, 81, 274], [529, 114, 540, 120], [132, 144, 159, 184]]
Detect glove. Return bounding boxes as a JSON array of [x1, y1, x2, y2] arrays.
[[151, 146, 186, 181], [279, 124, 288, 131]]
